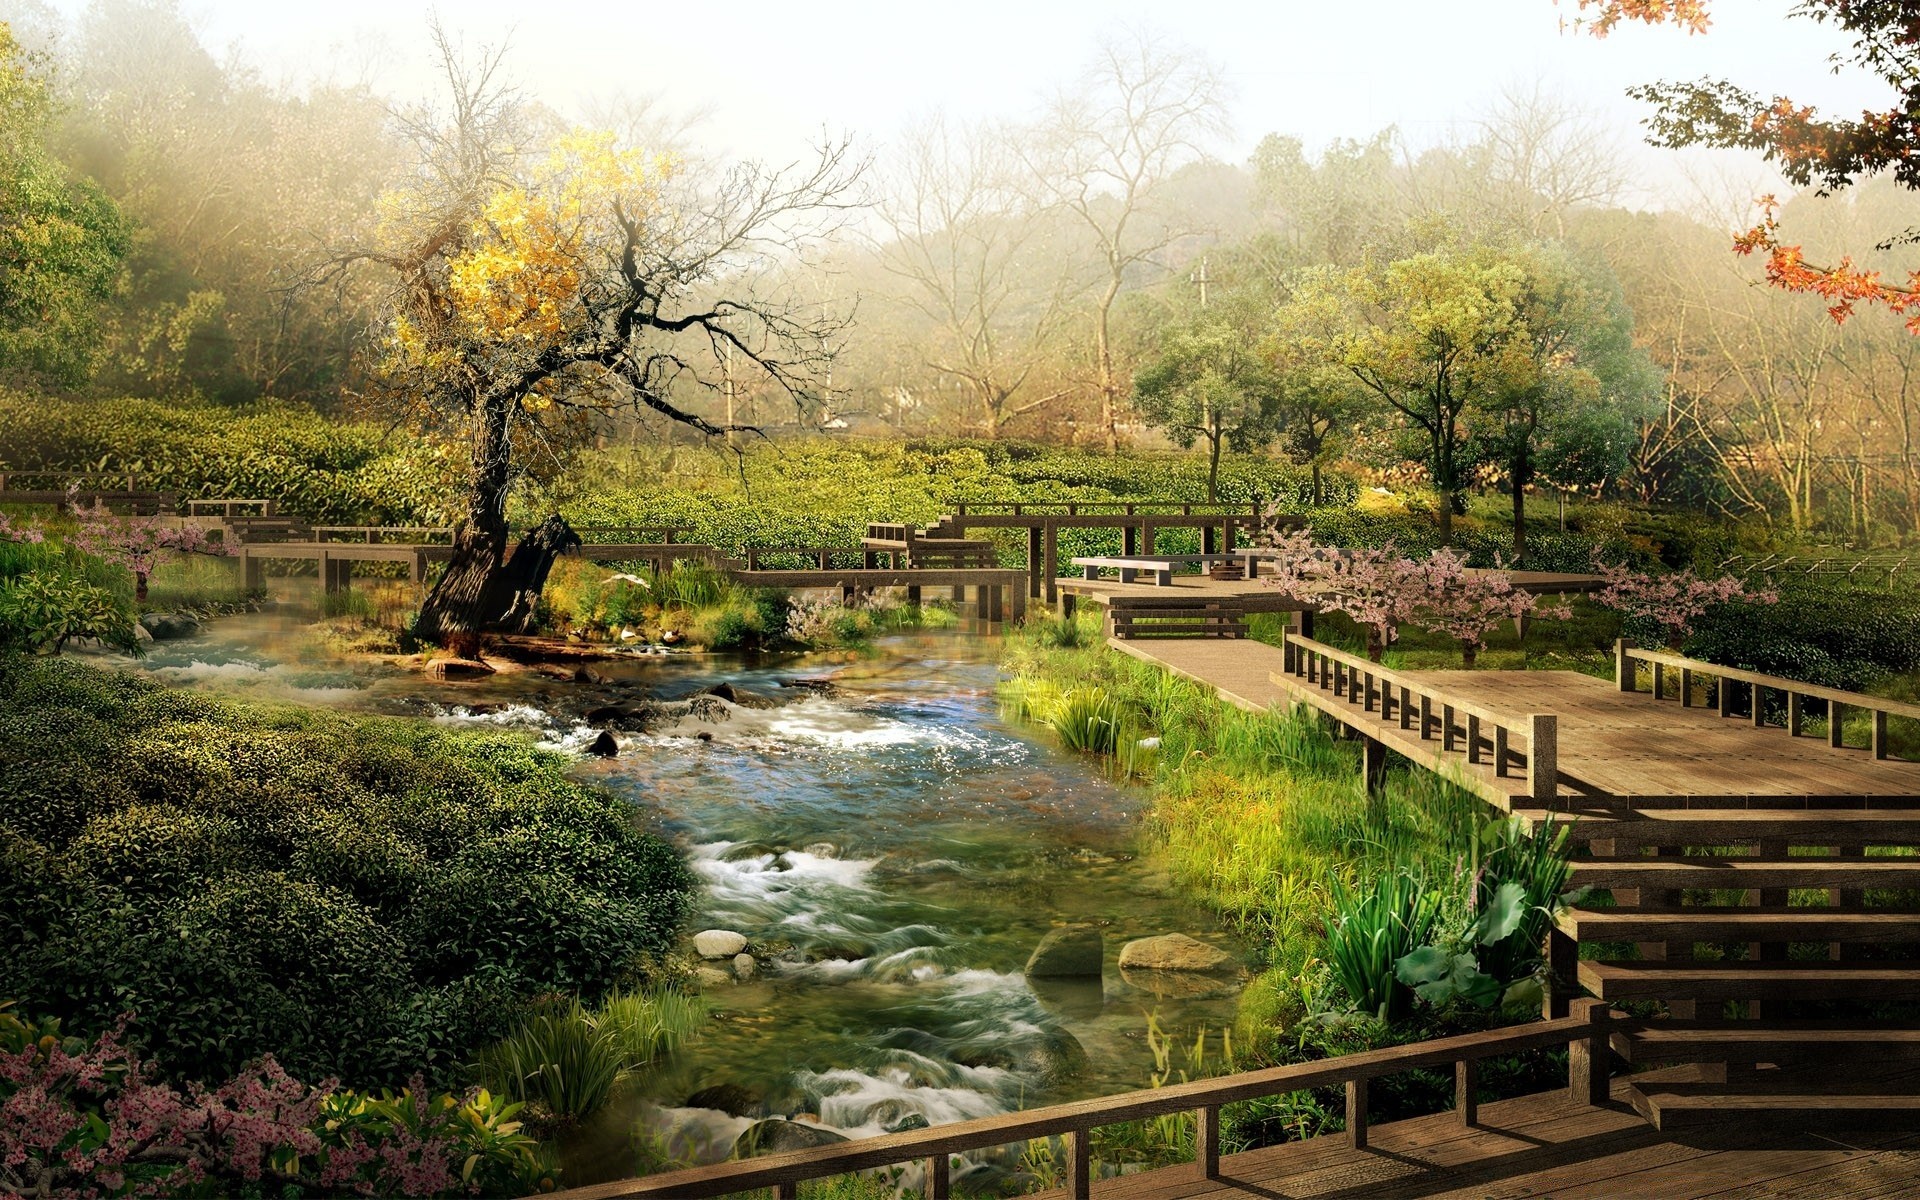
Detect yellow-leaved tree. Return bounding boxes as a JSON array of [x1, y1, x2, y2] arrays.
[[341, 31, 859, 646]]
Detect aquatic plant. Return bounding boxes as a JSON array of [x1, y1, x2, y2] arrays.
[[1325, 872, 1443, 1022], [476, 990, 708, 1122]]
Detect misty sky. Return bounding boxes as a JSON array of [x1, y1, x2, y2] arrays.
[[45, 0, 1896, 210]]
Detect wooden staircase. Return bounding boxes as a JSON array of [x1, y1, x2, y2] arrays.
[[861, 520, 997, 568], [1532, 802, 1920, 1129]]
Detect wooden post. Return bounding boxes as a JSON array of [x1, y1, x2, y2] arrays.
[[1123, 524, 1138, 556], [1528, 714, 1558, 804], [1873, 709, 1889, 759], [1442, 704, 1456, 752], [1831, 701, 1846, 748], [1363, 736, 1388, 793], [1143, 522, 1157, 555], [1399, 685, 1414, 731], [1494, 724, 1510, 777], [1719, 676, 1734, 719], [1195, 1104, 1220, 1179], [1547, 926, 1577, 1018], [1066, 1129, 1092, 1200], [1679, 667, 1692, 706], [1751, 683, 1767, 728], [928, 1154, 951, 1200], [1346, 1077, 1369, 1149], [1455, 1058, 1479, 1127], [1043, 524, 1060, 605], [1466, 713, 1482, 764], [1652, 661, 1665, 701], [1202, 524, 1218, 555], [1614, 639, 1634, 692], [1419, 694, 1433, 741], [1568, 998, 1611, 1106], [1027, 526, 1043, 600], [1788, 691, 1803, 737], [775, 1184, 797, 1200]]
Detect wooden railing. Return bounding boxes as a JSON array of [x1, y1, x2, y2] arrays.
[[312, 525, 454, 544], [1278, 632, 1559, 802], [743, 546, 869, 570], [1617, 639, 1920, 760], [952, 501, 1260, 517], [543, 1003, 1611, 1200], [183, 498, 276, 517]]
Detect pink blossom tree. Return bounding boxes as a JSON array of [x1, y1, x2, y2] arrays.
[[1408, 548, 1569, 668], [0, 512, 42, 544], [71, 501, 227, 603], [1592, 556, 1777, 649], [1263, 529, 1569, 665]]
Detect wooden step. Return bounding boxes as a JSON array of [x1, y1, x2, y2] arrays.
[[1515, 808, 1920, 847], [1578, 958, 1920, 1002], [1570, 856, 1920, 891], [1558, 907, 1920, 944], [1613, 1021, 1920, 1065], [1630, 1086, 1920, 1131]]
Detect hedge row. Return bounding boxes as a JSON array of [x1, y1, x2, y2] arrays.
[[0, 656, 694, 1088]]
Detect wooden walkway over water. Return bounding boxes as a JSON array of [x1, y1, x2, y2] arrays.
[[1029, 1076, 1920, 1200]]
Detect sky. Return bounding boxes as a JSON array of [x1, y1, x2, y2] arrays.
[[42, 0, 1899, 209]]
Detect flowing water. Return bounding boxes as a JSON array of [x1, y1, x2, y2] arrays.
[[124, 610, 1247, 1193]]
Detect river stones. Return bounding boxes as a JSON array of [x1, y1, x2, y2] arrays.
[[732, 952, 757, 981], [1024, 924, 1103, 978], [694, 929, 749, 959], [1117, 933, 1236, 973], [733, 1118, 849, 1157], [686, 1083, 762, 1118], [429, 657, 495, 681], [586, 730, 619, 758], [139, 612, 198, 640], [699, 682, 779, 709]]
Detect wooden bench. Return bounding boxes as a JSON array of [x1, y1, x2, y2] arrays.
[[1106, 597, 1252, 640], [1073, 556, 1179, 585]]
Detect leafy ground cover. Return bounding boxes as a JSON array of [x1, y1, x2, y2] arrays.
[[0, 655, 696, 1091]]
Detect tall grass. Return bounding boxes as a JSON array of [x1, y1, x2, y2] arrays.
[[475, 989, 708, 1122]]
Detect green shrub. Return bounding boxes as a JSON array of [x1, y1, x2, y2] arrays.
[[1326, 872, 1443, 1022], [0, 569, 138, 654], [477, 989, 707, 1121], [0, 655, 697, 1088]]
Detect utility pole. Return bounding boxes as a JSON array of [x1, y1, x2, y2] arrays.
[[1190, 255, 1211, 309], [721, 338, 737, 448]]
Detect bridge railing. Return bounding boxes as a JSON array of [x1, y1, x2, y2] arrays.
[[1618, 639, 1920, 760], [1277, 631, 1559, 802], [566, 525, 694, 544], [183, 498, 276, 518], [312, 525, 454, 544], [542, 1003, 1612, 1200], [952, 501, 1261, 517], [742, 546, 869, 570]]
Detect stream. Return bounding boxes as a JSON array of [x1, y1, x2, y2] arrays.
[[124, 611, 1248, 1193]]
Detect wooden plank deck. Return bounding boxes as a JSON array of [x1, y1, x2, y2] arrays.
[[1029, 1079, 1920, 1200], [1114, 637, 1920, 807]]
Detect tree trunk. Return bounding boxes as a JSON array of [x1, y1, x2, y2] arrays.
[[1510, 441, 1530, 564], [135, 571, 149, 603], [1095, 274, 1122, 453], [489, 516, 583, 634], [1367, 627, 1385, 663], [416, 400, 515, 647], [1206, 430, 1222, 504], [1462, 641, 1478, 669], [1311, 462, 1323, 507], [1437, 489, 1454, 546]]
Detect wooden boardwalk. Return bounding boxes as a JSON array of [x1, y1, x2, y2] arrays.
[[1029, 1077, 1920, 1200], [1114, 636, 1920, 807]]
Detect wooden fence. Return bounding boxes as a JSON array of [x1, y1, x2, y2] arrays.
[[1278, 631, 1558, 802], [543, 1003, 1611, 1200], [1617, 639, 1920, 760]]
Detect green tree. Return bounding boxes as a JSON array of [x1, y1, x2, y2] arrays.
[[1469, 244, 1656, 559], [1132, 305, 1280, 502], [0, 21, 127, 387], [1317, 245, 1528, 544], [1263, 271, 1374, 507]]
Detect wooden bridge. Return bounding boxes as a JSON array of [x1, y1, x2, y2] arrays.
[[1116, 631, 1920, 1131]]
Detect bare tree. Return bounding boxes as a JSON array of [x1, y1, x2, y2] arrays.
[[330, 24, 862, 646], [1021, 29, 1229, 451], [873, 114, 1070, 438]]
